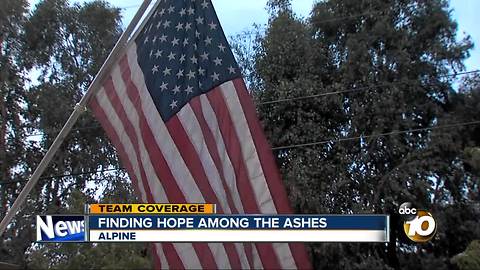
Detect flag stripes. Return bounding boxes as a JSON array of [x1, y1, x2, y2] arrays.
[[89, 43, 311, 269]]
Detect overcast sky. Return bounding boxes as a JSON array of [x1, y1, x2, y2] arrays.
[[27, 0, 480, 72]]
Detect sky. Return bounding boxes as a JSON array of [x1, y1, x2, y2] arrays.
[[27, 0, 480, 72]]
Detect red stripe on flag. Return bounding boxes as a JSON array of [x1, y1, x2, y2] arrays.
[[189, 97, 239, 215], [102, 77, 155, 204], [233, 78, 312, 269], [168, 106, 242, 269], [206, 88, 282, 269], [90, 98, 144, 202], [151, 243, 162, 270], [119, 56, 218, 269], [119, 57, 185, 203], [162, 243, 184, 269], [190, 97, 254, 269]]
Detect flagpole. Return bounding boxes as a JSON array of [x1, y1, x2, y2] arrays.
[[0, 0, 154, 236]]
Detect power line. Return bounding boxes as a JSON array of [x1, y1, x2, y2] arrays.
[[272, 120, 480, 151], [258, 70, 480, 106], [0, 168, 126, 185], [3, 120, 479, 184], [23, 70, 480, 138], [233, 9, 388, 38]]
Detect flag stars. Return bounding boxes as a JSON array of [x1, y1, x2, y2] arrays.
[[185, 85, 194, 94], [190, 55, 198, 64], [200, 52, 209, 61], [175, 23, 184, 31], [163, 67, 172, 76], [211, 72, 220, 81], [213, 57, 223, 66], [204, 36, 212, 45], [218, 44, 226, 52], [176, 69, 184, 78], [172, 85, 181, 94], [171, 37, 180, 46], [137, 3, 240, 117], [160, 82, 168, 91], [170, 100, 178, 109], [187, 70, 196, 80], [163, 20, 171, 28], [209, 22, 217, 30]]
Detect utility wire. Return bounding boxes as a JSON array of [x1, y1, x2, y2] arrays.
[[0, 168, 126, 185], [3, 120, 479, 184], [272, 120, 480, 151], [258, 70, 480, 106], [24, 70, 480, 138]]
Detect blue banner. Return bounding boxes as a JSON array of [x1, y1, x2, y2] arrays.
[[88, 215, 387, 230]]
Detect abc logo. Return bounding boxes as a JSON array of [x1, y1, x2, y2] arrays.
[[399, 202, 436, 243]]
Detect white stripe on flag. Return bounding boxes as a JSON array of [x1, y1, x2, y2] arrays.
[[219, 81, 297, 269], [94, 88, 148, 203], [219, 82, 275, 214], [127, 44, 231, 269], [110, 64, 169, 204], [199, 95, 245, 213], [199, 94, 262, 269], [178, 103, 251, 269], [126, 44, 205, 204], [177, 104, 232, 214], [154, 243, 169, 269]]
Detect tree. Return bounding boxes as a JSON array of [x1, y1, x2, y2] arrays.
[[1, 0, 151, 267], [243, 0, 479, 268], [0, 0, 31, 265], [452, 240, 480, 270]]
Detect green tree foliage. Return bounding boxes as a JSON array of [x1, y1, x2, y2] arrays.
[[0, 0, 31, 265], [452, 240, 480, 270], [238, 0, 480, 268], [1, 0, 151, 268]]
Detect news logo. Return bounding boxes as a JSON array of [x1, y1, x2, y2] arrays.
[[399, 202, 436, 243], [36, 215, 86, 242]]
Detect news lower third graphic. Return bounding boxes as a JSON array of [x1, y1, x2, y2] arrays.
[[399, 202, 437, 243], [36, 215, 86, 242], [36, 204, 390, 243]]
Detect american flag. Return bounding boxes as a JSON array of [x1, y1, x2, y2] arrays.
[[89, 0, 311, 269]]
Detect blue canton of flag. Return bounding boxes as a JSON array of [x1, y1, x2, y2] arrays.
[[136, 0, 241, 121]]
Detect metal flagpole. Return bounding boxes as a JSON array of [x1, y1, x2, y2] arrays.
[[0, 0, 154, 236]]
